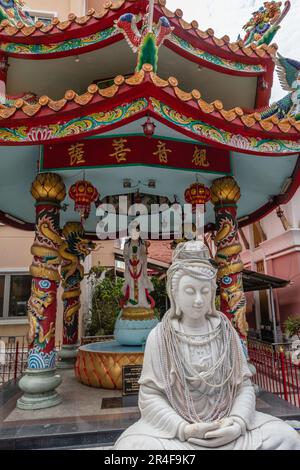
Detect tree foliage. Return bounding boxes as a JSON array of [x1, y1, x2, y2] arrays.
[[85, 266, 171, 334], [151, 275, 168, 319], [86, 265, 124, 336], [284, 315, 300, 340]]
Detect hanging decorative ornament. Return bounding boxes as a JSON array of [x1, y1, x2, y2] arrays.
[[69, 180, 99, 221], [184, 182, 211, 212], [134, 190, 143, 204], [142, 117, 156, 138]]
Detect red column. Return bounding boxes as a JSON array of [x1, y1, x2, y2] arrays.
[[17, 173, 66, 410], [58, 222, 95, 368], [211, 176, 248, 353]]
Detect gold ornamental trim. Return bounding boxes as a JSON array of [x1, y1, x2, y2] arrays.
[[121, 307, 156, 321], [30, 265, 61, 282], [217, 262, 244, 279], [215, 244, 242, 259]]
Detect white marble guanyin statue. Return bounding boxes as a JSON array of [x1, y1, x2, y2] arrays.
[[114, 241, 300, 450]]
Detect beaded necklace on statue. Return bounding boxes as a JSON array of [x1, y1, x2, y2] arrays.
[[156, 240, 245, 424], [158, 311, 244, 423]]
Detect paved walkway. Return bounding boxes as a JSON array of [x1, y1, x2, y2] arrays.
[[0, 369, 139, 449]]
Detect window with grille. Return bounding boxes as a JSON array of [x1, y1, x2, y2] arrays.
[[0, 273, 31, 320], [24, 10, 56, 26]]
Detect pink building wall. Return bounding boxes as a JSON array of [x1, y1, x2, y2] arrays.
[[241, 187, 300, 337], [266, 252, 300, 327]]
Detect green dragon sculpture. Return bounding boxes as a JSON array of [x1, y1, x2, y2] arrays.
[[260, 55, 300, 121]]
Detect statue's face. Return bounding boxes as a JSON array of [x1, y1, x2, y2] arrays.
[[177, 275, 212, 320]]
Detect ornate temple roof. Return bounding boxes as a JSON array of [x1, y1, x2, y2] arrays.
[[0, 1, 298, 235], [0, 0, 277, 63], [0, 65, 298, 142], [0, 0, 283, 113]]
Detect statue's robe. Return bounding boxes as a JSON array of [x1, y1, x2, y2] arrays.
[[115, 321, 300, 450]]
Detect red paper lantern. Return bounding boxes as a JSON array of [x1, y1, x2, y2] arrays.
[[184, 182, 211, 212], [69, 180, 99, 221], [142, 117, 156, 139]]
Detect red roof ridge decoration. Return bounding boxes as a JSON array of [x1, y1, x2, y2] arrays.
[[157, 0, 278, 59], [0, 0, 278, 61], [0, 0, 134, 39], [0, 64, 298, 135]]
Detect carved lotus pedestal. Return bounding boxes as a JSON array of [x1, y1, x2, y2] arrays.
[[114, 307, 159, 346], [75, 307, 158, 390], [75, 341, 144, 389]]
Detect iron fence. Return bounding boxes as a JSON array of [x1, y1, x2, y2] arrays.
[[248, 339, 300, 408], [0, 336, 28, 385]]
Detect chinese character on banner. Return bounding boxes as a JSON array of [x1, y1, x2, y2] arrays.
[[153, 141, 172, 164], [109, 138, 131, 163], [192, 147, 209, 168], [68, 142, 86, 166]]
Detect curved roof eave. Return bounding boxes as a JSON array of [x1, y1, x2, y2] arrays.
[[0, 65, 298, 153], [0, 0, 276, 67]]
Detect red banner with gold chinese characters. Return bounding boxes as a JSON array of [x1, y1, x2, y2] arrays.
[[42, 137, 231, 174]]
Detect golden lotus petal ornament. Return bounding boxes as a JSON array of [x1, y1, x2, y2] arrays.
[[31, 173, 66, 203], [211, 176, 241, 205]]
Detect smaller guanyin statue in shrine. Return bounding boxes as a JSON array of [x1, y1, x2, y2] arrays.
[[114, 222, 158, 346], [121, 223, 154, 309], [114, 240, 300, 450]]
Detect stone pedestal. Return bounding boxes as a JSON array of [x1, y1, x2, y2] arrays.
[[17, 368, 62, 410], [114, 308, 159, 346], [57, 344, 79, 369]]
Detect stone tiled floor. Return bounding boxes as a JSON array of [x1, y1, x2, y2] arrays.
[[0, 369, 140, 449], [0, 369, 300, 449], [5, 370, 125, 421]]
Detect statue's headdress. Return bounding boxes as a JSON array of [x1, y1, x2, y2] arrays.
[[171, 240, 217, 280], [166, 240, 218, 319]]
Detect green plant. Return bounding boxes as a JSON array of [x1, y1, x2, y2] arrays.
[[284, 315, 300, 339], [151, 275, 168, 319], [86, 265, 124, 336]]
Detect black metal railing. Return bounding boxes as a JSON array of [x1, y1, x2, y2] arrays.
[[0, 336, 27, 385]]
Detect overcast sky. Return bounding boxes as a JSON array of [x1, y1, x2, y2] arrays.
[[167, 0, 300, 103]]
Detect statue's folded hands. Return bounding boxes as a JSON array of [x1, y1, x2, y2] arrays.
[[185, 418, 241, 447], [183, 421, 222, 441]]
